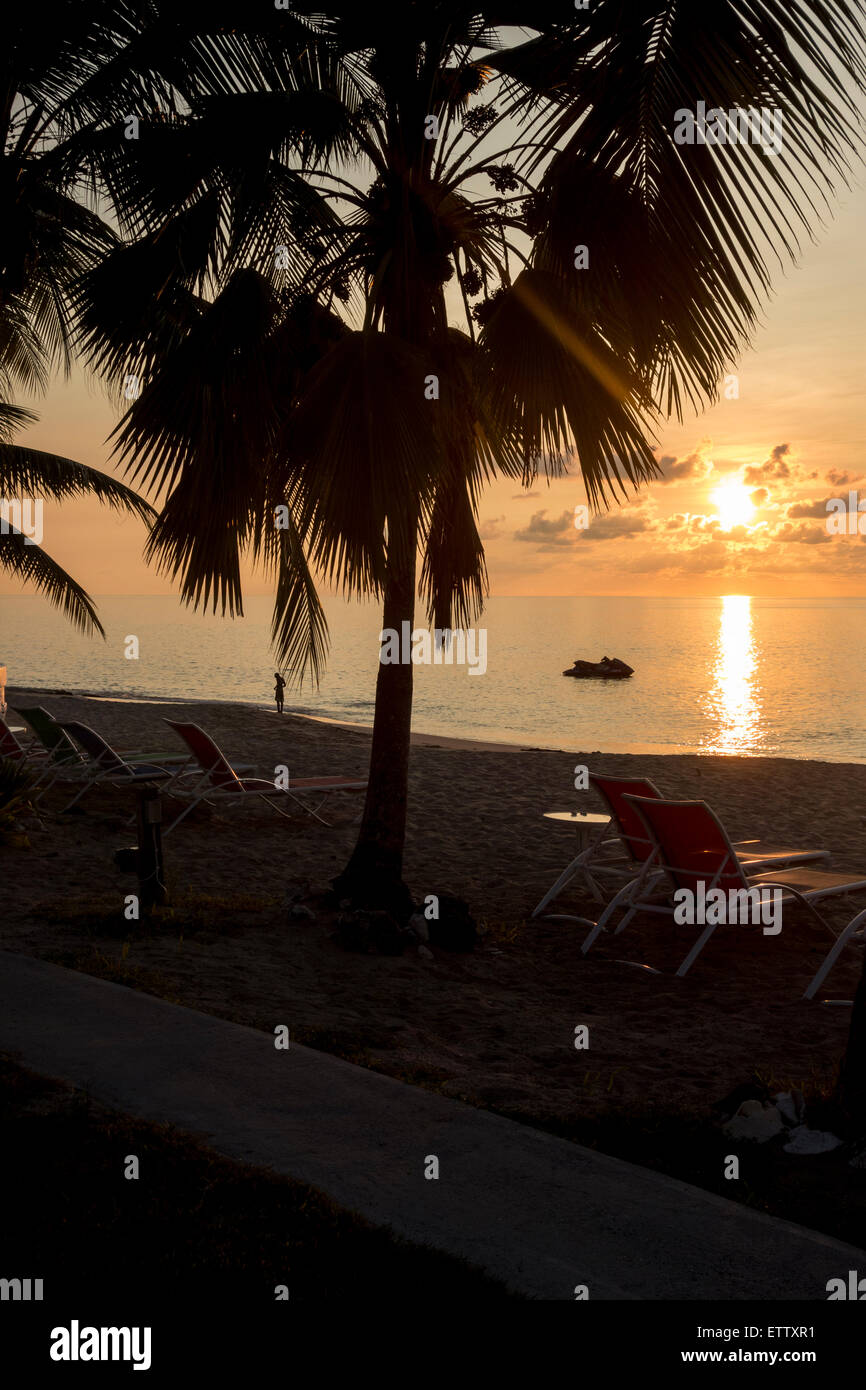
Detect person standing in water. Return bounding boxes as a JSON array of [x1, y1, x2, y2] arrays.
[[274, 671, 286, 714]]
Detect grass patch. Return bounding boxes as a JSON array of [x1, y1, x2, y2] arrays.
[[0, 1054, 518, 1304], [32, 890, 281, 940], [33, 947, 182, 1002]]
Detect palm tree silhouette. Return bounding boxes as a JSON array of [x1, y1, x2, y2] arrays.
[[0, 2, 284, 628], [74, 4, 865, 911]]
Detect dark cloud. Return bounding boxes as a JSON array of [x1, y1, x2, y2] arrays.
[[826, 470, 863, 488], [743, 443, 792, 487], [578, 512, 651, 542], [656, 450, 712, 485], [772, 521, 830, 545], [786, 499, 829, 519], [749, 488, 769, 506], [513, 509, 574, 548]]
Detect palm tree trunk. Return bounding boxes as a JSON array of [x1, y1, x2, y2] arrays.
[[333, 519, 417, 919]]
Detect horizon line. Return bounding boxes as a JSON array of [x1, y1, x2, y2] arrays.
[[3, 592, 865, 602]]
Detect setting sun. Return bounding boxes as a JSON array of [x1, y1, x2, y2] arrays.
[[711, 480, 756, 531]]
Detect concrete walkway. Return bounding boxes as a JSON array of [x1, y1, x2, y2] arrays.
[[1, 951, 862, 1300]]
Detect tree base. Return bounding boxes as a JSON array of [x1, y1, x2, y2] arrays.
[[331, 848, 414, 924]]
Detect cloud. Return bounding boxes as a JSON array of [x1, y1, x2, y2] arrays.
[[749, 488, 769, 506], [826, 470, 864, 488], [657, 450, 713, 485], [709, 524, 754, 544], [478, 514, 507, 539], [772, 520, 830, 545], [743, 443, 792, 486], [578, 512, 652, 542], [511, 491, 540, 499], [513, 509, 574, 548], [786, 499, 829, 519]]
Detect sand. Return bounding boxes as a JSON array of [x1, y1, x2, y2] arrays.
[[4, 685, 866, 1134]]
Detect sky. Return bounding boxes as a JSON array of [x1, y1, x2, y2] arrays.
[[478, 176, 866, 597], [3, 54, 865, 602]]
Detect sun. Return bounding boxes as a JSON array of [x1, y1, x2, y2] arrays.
[[711, 480, 755, 531]]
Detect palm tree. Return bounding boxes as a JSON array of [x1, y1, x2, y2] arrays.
[[0, 1, 292, 627], [0, 405, 154, 633], [73, 4, 866, 911]]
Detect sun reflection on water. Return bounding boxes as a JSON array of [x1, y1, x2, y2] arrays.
[[705, 595, 764, 755]]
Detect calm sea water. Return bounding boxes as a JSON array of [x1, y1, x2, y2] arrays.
[[1, 594, 863, 762]]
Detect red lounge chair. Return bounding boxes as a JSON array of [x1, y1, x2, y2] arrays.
[[162, 719, 367, 833], [532, 776, 665, 919], [534, 772, 829, 921], [581, 794, 866, 986]]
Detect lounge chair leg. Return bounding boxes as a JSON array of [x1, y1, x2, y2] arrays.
[[287, 793, 330, 827], [532, 853, 588, 917], [581, 876, 644, 954], [59, 779, 96, 814], [259, 795, 299, 821], [163, 797, 202, 836], [676, 922, 718, 978], [804, 908, 866, 1000]]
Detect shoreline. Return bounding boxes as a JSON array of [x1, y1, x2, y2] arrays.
[[7, 683, 866, 764]]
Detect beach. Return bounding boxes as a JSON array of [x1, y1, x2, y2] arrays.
[[6, 686, 866, 1144]]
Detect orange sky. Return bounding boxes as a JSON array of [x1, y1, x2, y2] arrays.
[[4, 176, 865, 601]]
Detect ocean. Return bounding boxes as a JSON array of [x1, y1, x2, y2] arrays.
[[1, 593, 863, 762]]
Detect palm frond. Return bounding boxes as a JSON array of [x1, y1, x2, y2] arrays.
[[270, 509, 330, 688], [499, 1, 866, 416], [420, 473, 488, 633], [286, 330, 444, 597], [0, 441, 156, 521], [0, 528, 104, 637], [480, 268, 660, 505]]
